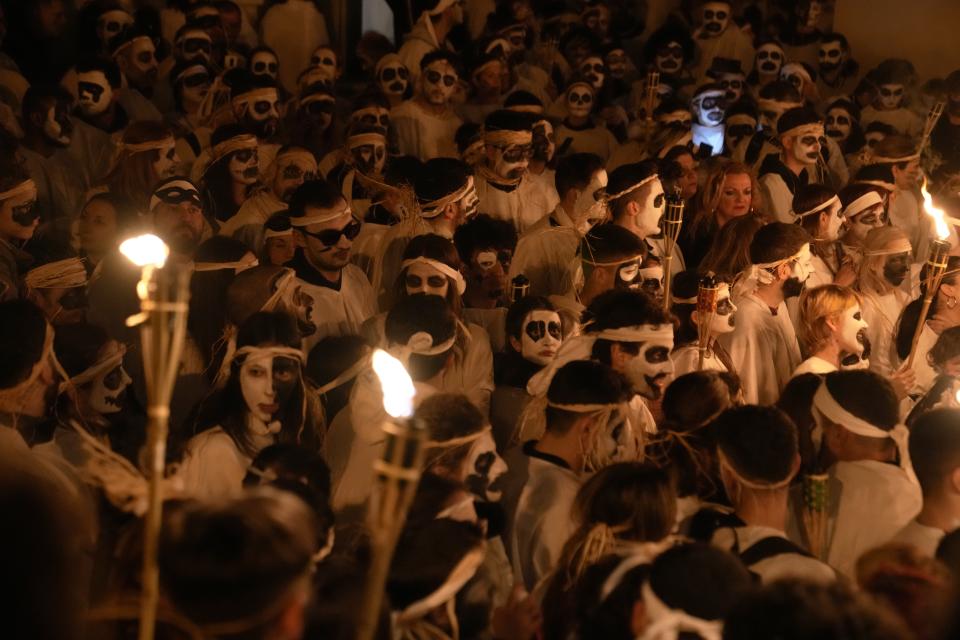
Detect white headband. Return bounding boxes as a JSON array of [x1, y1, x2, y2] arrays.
[[289, 203, 353, 227], [863, 238, 912, 257], [399, 256, 466, 295], [394, 331, 457, 357], [233, 345, 305, 366], [793, 194, 840, 220], [842, 191, 883, 219], [637, 582, 723, 640], [607, 174, 659, 202], [263, 227, 293, 240], [62, 344, 126, 391], [732, 244, 809, 299], [0, 179, 38, 203], [192, 256, 259, 273]]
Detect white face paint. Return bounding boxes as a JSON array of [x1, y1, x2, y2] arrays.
[[845, 204, 885, 243], [878, 83, 905, 110], [404, 261, 449, 298], [310, 47, 338, 81], [702, 283, 737, 335], [790, 243, 814, 283], [754, 43, 784, 75], [825, 107, 852, 142], [635, 178, 666, 237], [572, 169, 608, 233], [462, 431, 507, 502], [701, 1, 731, 37], [152, 141, 179, 180], [351, 140, 387, 176], [239, 354, 300, 423], [228, 147, 259, 185], [127, 38, 159, 87], [654, 41, 684, 74], [532, 119, 555, 163], [790, 132, 822, 166], [692, 89, 726, 126], [43, 106, 71, 146], [821, 198, 844, 241], [97, 9, 133, 49], [520, 309, 562, 366], [864, 131, 886, 149], [566, 85, 594, 118], [579, 56, 605, 90], [837, 303, 868, 355], [593, 408, 637, 468], [280, 281, 317, 337], [77, 70, 113, 116], [250, 50, 278, 80], [378, 61, 410, 96], [223, 50, 246, 70], [719, 73, 745, 103], [422, 60, 458, 106], [88, 341, 132, 415], [623, 330, 675, 399], [818, 41, 844, 71], [176, 30, 212, 63], [491, 142, 530, 181]]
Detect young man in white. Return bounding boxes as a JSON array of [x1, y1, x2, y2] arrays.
[[397, 0, 463, 84], [392, 50, 464, 161]]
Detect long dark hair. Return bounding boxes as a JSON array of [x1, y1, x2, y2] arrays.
[[192, 312, 309, 457], [202, 154, 249, 222], [896, 256, 960, 361]]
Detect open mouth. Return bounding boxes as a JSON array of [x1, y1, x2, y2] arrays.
[[857, 330, 871, 358], [826, 129, 843, 138], [105, 395, 123, 407], [705, 22, 722, 33], [389, 82, 405, 93], [243, 167, 259, 179], [645, 373, 669, 397], [760, 62, 777, 73]]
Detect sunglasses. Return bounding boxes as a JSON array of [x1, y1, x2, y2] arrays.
[[301, 219, 362, 246], [425, 69, 457, 87]]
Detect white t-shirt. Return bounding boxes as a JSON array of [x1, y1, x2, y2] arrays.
[[890, 518, 946, 557]]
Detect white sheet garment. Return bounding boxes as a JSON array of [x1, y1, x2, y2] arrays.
[[476, 174, 557, 234], [296, 264, 377, 353], [391, 99, 463, 161]]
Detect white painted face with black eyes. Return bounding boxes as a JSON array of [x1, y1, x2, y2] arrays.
[[77, 70, 113, 116], [228, 147, 259, 185], [250, 51, 278, 80], [379, 62, 410, 96], [755, 43, 784, 75], [520, 309, 562, 366], [701, 1, 731, 37], [878, 83, 905, 110], [635, 178, 665, 237], [623, 329, 675, 399], [462, 431, 508, 502], [239, 354, 300, 423], [566, 86, 594, 118], [838, 303, 868, 355], [350, 141, 387, 175], [97, 9, 133, 49], [310, 46, 337, 80], [697, 284, 737, 335], [88, 341, 132, 415], [655, 41, 684, 74], [404, 261, 449, 298], [818, 41, 844, 71], [152, 141, 179, 180], [579, 56, 605, 91], [825, 107, 852, 142]]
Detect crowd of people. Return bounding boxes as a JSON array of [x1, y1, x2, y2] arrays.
[[3, 0, 960, 638]]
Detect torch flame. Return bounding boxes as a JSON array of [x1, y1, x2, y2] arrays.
[[921, 180, 951, 241], [372, 349, 415, 419]]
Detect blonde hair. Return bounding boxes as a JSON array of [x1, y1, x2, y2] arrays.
[[798, 284, 861, 355], [857, 226, 910, 296], [687, 161, 764, 239]]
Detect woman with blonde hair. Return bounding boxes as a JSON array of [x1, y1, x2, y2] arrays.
[[679, 162, 764, 269], [698, 212, 767, 280], [794, 284, 868, 376], [98, 120, 180, 211]]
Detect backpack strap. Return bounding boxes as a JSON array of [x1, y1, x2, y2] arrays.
[[739, 535, 813, 566]]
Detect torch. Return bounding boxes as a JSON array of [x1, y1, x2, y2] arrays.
[[802, 473, 829, 561], [120, 235, 190, 640], [644, 71, 660, 122], [696, 275, 720, 370], [660, 186, 685, 311], [356, 350, 425, 640], [920, 101, 946, 151], [906, 182, 952, 369]]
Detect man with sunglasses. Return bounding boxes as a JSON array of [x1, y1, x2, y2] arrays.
[[288, 180, 376, 350], [392, 50, 463, 161], [476, 109, 557, 233]]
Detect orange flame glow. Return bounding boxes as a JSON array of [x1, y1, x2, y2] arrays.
[[921, 180, 951, 241]]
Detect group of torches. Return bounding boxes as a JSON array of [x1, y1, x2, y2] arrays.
[[117, 99, 952, 637]]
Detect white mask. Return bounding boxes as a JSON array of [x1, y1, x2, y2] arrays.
[[591, 409, 638, 470], [77, 70, 113, 116], [228, 147, 259, 185], [520, 309, 562, 366], [818, 41, 844, 71], [462, 431, 508, 502], [719, 73, 745, 103], [878, 83, 905, 110], [379, 61, 410, 96], [351, 106, 390, 131], [635, 178, 665, 237], [491, 143, 530, 181], [655, 41, 684, 74], [88, 342, 132, 415], [239, 353, 301, 423], [152, 141, 179, 180], [310, 47, 337, 81], [755, 44, 784, 75], [701, 2, 731, 37], [623, 329, 675, 399], [422, 61, 458, 106], [845, 204, 885, 243], [837, 303, 868, 355], [566, 85, 594, 118], [43, 106, 71, 146], [692, 89, 726, 126], [790, 132, 821, 166], [250, 51, 278, 80], [404, 261, 450, 298], [579, 56, 605, 90], [572, 169, 608, 233], [825, 107, 852, 142]]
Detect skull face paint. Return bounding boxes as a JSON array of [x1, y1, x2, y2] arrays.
[[273, 154, 317, 202], [700, 284, 737, 334], [350, 139, 387, 176], [126, 37, 159, 89], [566, 85, 594, 119], [883, 251, 911, 287], [579, 56, 605, 91], [818, 41, 844, 72], [310, 46, 338, 82], [837, 304, 868, 355], [352, 106, 390, 131], [825, 107, 853, 142], [623, 329, 675, 399], [88, 341, 132, 415], [422, 60, 458, 106], [790, 133, 822, 166], [845, 204, 885, 244], [782, 243, 814, 298], [152, 141, 179, 180], [605, 49, 628, 80], [520, 309, 562, 366], [77, 70, 113, 117], [718, 73, 746, 103], [754, 43, 784, 76], [462, 431, 508, 502], [572, 169, 608, 233], [638, 265, 663, 299], [97, 9, 133, 50], [405, 261, 450, 298], [701, 2, 731, 37], [250, 50, 279, 80], [242, 91, 280, 138], [725, 116, 757, 151], [532, 119, 556, 163], [176, 30, 212, 63], [279, 279, 317, 337], [42, 105, 72, 147], [378, 61, 410, 97], [878, 83, 905, 110], [655, 41, 684, 74], [239, 354, 300, 423], [223, 50, 246, 70], [491, 142, 531, 180], [228, 148, 259, 185], [635, 178, 666, 237], [692, 89, 726, 126], [1, 186, 40, 241]]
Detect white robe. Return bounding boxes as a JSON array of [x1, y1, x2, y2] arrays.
[[908, 324, 940, 397], [391, 99, 462, 161], [721, 294, 801, 405], [260, 0, 331, 94], [691, 26, 755, 84], [554, 123, 619, 163], [509, 207, 582, 298], [476, 174, 556, 234], [296, 263, 377, 353], [759, 171, 799, 223], [671, 345, 727, 378], [862, 289, 910, 378], [890, 518, 945, 557], [793, 356, 837, 377], [861, 106, 924, 139], [178, 423, 276, 500], [218, 189, 287, 252]]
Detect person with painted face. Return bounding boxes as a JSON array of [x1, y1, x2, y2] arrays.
[[24, 247, 89, 327], [733, 80, 801, 170], [288, 179, 377, 351], [197, 125, 263, 224], [794, 285, 869, 376], [861, 64, 923, 139], [92, 4, 134, 55], [823, 97, 864, 156], [857, 227, 913, 378], [579, 223, 648, 307], [37, 322, 132, 465], [689, 82, 727, 157], [230, 77, 282, 147], [454, 213, 518, 315], [692, 0, 754, 86], [503, 93, 558, 200], [503, 359, 633, 590], [100, 121, 181, 212], [397, 0, 464, 85], [510, 152, 607, 299], [375, 53, 412, 108], [838, 183, 887, 269], [780, 62, 820, 106], [873, 136, 926, 257], [288, 83, 337, 161], [759, 106, 823, 223], [328, 125, 389, 222], [721, 100, 758, 159], [640, 23, 696, 95], [109, 27, 159, 98], [722, 222, 812, 403], [257, 0, 330, 93], [791, 184, 850, 291], [0, 170, 40, 301], [220, 146, 317, 253], [816, 33, 859, 99], [391, 50, 464, 163], [706, 56, 747, 104], [670, 271, 737, 376], [75, 56, 159, 134], [748, 39, 785, 88], [555, 79, 619, 163], [248, 46, 279, 85], [346, 92, 394, 153], [179, 311, 316, 499], [167, 60, 213, 138]]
